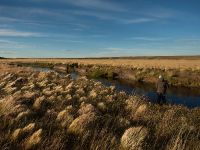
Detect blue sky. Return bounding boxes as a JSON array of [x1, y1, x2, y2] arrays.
[[0, 0, 200, 58]]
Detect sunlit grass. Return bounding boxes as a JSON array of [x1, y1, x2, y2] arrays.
[[0, 63, 200, 150]]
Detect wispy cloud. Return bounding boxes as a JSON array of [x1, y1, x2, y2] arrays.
[[94, 48, 134, 57], [66, 40, 84, 43], [61, 50, 80, 54], [89, 34, 109, 38], [129, 37, 170, 41], [98, 46, 200, 57], [70, 2, 183, 24], [0, 0, 198, 57], [0, 29, 42, 37], [105, 47, 125, 52], [128, 37, 200, 47], [0, 39, 16, 44], [0, 5, 90, 30], [176, 38, 200, 42], [0, 49, 83, 58], [105, 47, 147, 52], [64, 0, 126, 12], [137, 6, 180, 19], [174, 38, 200, 46], [0, 5, 70, 19], [0, 50, 16, 55], [123, 18, 156, 24], [0, 16, 20, 23], [73, 10, 156, 24], [0, 38, 34, 50], [0, 16, 89, 31], [0, 2, 179, 28]]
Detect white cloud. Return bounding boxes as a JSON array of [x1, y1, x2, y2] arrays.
[[0, 16, 20, 22], [73, 10, 156, 24], [94, 47, 142, 57], [0, 38, 33, 50], [140, 7, 183, 19], [0, 2, 179, 28], [61, 50, 80, 54], [105, 47, 124, 52], [176, 38, 200, 42], [129, 37, 170, 41], [0, 6, 82, 27], [94, 50, 133, 57], [64, 0, 126, 12], [0, 39, 16, 44], [123, 18, 156, 24], [0, 29, 42, 37], [0, 50, 16, 54], [128, 37, 200, 48], [0, 6, 69, 19]]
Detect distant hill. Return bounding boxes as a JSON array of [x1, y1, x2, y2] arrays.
[[0, 57, 6, 59]]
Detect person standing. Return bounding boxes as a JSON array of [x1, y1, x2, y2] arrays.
[[156, 75, 169, 104]]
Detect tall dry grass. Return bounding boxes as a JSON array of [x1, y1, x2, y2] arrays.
[[0, 65, 199, 150], [1, 57, 200, 70]]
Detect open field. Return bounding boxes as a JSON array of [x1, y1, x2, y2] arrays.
[[0, 63, 200, 150], [1, 57, 200, 69], [1, 57, 200, 87]]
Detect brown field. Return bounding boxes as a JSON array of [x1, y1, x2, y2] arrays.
[[0, 57, 200, 149], [1, 56, 200, 70], [0, 64, 200, 150], [1, 57, 200, 87], [0, 63, 31, 73]]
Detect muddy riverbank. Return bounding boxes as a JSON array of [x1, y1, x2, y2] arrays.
[[80, 65, 200, 88], [10, 61, 200, 87], [4, 57, 200, 88], [11, 62, 200, 108]]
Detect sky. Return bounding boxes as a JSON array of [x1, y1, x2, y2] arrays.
[[0, 0, 200, 58]]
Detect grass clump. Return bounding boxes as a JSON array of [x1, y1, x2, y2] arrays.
[[88, 69, 105, 78], [0, 65, 199, 150]]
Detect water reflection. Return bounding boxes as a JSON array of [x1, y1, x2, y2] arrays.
[[97, 78, 200, 108], [31, 67, 200, 108]]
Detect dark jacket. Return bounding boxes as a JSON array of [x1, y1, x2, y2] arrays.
[[156, 79, 169, 94]]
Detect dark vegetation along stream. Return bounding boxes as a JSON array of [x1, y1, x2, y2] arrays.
[[24, 65, 200, 108]]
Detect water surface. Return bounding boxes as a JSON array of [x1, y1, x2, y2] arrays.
[[97, 78, 200, 108], [32, 67, 200, 108]]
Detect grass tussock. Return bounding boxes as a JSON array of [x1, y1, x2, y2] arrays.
[[0, 66, 200, 150]]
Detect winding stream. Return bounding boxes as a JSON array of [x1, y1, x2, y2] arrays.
[[33, 67, 200, 108], [98, 78, 200, 108]]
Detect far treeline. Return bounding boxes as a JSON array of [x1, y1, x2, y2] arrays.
[[0, 57, 6, 59]]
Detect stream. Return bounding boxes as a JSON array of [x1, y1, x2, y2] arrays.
[[33, 67, 200, 108]]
